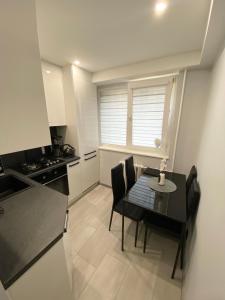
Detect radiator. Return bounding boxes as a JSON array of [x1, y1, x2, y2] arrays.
[[134, 163, 145, 179], [120, 160, 145, 182]]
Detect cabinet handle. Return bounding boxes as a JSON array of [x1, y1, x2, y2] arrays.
[[69, 162, 80, 167], [84, 155, 97, 161], [64, 210, 69, 233], [84, 150, 96, 156]]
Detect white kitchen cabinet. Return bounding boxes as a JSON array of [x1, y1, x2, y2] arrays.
[[42, 61, 66, 126], [7, 239, 73, 300], [67, 160, 82, 204], [82, 151, 99, 192], [0, 0, 51, 155], [0, 282, 10, 300], [63, 66, 100, 191]]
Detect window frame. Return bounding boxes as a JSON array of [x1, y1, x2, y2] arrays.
[[98, 76, 175, 155]]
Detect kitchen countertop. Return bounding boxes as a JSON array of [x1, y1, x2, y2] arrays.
[[0, 170, 68, 289], [61, 155, 80, 164]]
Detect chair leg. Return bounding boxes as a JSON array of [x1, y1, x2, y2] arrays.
[[121, 214, 125, 251], [109, 209, 114, 231], [134, 221, 139, 247], [171, 240, 182, 279], [180, 229, 187, 270], [180, 244, 183, 269], [143, 225, 148, 253]]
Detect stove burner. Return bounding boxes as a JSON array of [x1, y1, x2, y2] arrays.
[[21, 163, 41, 172], [19, 158, 63, 175]]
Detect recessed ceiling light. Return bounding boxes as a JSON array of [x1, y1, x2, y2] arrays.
[[74, 60, 80, 66], [155, 1, 168, 15], [45, 70, 51, 74]]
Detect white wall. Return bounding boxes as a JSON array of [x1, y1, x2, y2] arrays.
[[93, 51, 200, 83], [174, 70, 211, 175], [182, 46, 225, 299]]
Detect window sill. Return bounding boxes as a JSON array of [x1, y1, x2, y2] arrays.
[[98, 145, 169, 159]]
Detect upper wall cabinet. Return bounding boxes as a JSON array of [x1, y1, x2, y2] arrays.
[[42, 62, 66, 126], [0, 0, 51, 155]]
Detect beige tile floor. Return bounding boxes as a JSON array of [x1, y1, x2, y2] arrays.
[[68, 185, 182, 300]]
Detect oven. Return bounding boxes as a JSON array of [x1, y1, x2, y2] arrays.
[[32, 165, 69, 196]]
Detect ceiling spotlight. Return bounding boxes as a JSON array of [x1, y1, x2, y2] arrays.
[[155, 1, 168, 15], [74, 60, 80, 66], [45, 70, 51, 74]]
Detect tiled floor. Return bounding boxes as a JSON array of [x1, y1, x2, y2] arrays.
[[67, 185, 182, 300]]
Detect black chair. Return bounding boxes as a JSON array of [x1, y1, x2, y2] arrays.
[[186, 165, 197, 195], [125, 156, 136, 191], [143, 178, 200, 278], [109, 163, 145, 250]]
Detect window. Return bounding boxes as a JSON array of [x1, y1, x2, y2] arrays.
[[98, 76, 174, 153], [132, 85, 166, 147], [99, 84, 128, 146]]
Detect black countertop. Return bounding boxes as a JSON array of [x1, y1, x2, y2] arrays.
[[26, 155, 80, 178], [0, 170, 68, 289]]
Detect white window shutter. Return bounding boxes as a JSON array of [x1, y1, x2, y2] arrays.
[[99, 85, 128, 146], [132, 85, 166, 147]]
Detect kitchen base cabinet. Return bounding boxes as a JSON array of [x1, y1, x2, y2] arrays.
[[7, 239, 73, 300], [67, 160, 82, 204], [82, 152, 99, 192]]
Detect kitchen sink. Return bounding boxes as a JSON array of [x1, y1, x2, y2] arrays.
[[0, 175, 31, 201]]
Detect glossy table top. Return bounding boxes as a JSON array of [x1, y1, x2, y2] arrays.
[[126, 169, 186, 223]]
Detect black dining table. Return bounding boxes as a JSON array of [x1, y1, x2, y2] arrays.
[[123, 167, 187, 273]]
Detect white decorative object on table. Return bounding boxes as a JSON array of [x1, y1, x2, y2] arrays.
[[160, 158, 167, 172], [159, 173, 165, 186], [159, 158, 167, 186]]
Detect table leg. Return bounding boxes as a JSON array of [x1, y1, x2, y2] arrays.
[[180, 224, 186, 270]]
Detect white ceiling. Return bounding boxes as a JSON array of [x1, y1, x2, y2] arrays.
[[35, 0, 211, 72]]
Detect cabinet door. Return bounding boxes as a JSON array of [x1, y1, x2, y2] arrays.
[[42, 62, 66, 126], [82, 152, 99, 192], [7, 240, 73, 300], [0, 0, 51, 155], [67, 161, 82, 203], [73, 67, 99, 155]]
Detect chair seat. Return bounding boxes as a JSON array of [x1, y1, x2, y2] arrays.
[[144, 212, 182, 237], [114, 198, 144, 221]]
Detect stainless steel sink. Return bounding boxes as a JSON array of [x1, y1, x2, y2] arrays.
[[0, 175, 31, 202]]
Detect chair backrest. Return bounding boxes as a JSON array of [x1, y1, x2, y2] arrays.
[[125, 156, 136, 191], [186, 165, 197, 195], [111, 164, 126, 207], [187, 178, 200, 220]]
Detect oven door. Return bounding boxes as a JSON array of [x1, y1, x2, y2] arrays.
[[45, 174, 69, 196], [32, 165, 69, 196]]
